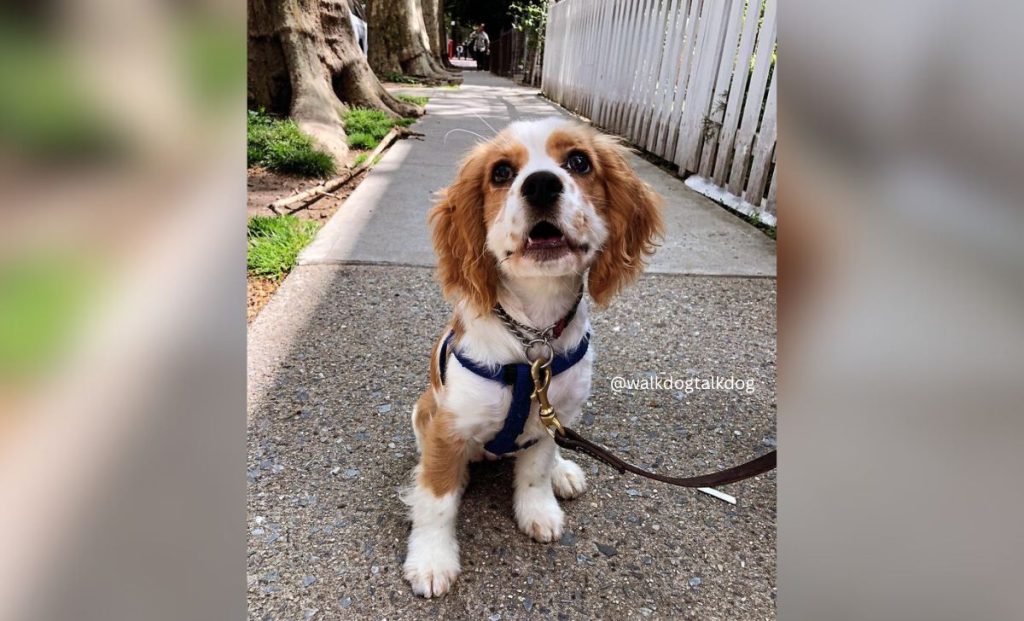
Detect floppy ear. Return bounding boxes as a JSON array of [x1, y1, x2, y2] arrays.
[[587, 135, 664, 307], [429, 149, 499, 316]]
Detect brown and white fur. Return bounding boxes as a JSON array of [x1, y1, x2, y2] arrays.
[[402, 117, 663, 598]]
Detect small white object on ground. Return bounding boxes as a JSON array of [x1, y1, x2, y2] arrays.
[[697, 487, 737, 504]]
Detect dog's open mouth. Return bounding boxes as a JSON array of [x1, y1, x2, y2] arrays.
[[524, 221, 571, 259]]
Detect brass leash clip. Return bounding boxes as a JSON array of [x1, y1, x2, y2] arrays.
[[530, 357, 564, 437]]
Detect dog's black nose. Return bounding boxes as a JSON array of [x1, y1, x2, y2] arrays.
[[521, 171, 563, 211]]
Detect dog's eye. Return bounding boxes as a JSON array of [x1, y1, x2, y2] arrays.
[[491, 163, 515, 184], [566, 151, 591, 174]]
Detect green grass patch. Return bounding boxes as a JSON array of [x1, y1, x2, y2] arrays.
[[396, 94, 429, 106], [346, 132, 377, 150], [342, 108, 414, 150], [381, 71, 419, 84], [352, 153, 368, 167], [247, 216, 320, 278], [247, 109, 336, 177]]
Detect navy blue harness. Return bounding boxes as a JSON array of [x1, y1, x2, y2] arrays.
[[438, 331, 590, 455]]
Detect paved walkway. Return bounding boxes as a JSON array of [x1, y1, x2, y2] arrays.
[[248, 72, 776, 620]]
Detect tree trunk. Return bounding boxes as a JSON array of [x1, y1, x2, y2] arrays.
[[248, 0, 419, 160], [367, 0, 456, 80], [421, 0, 453, 70]]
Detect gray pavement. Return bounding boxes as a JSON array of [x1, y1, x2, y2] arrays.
[[249, 72, 776, 620]]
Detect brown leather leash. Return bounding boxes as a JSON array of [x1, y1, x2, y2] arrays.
[[554, 426, 776, 488], [529, 358, 776, 489]]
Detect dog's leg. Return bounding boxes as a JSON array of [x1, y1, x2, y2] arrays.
[[402, 410, 467, 598], [513, 437, 564, 542], [411, 390, 436, 454], [551, 448, 587, 499]]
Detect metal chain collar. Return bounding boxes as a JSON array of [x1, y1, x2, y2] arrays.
[[492, 289, 583, 365], [492, 304, 551, 348]]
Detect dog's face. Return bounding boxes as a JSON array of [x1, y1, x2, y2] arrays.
[[430, 118, 662, 313]]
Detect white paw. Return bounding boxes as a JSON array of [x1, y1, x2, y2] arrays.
[[551, 458, 587, 499], [403, 545, 460, 598], [515, 493, 565, 543]]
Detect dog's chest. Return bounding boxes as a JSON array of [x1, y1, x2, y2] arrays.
[[441, 353, 593, 443]]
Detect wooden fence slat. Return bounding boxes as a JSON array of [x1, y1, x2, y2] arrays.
[[664, 0, 704, 161], [712, 0, 763, 186], [698, 0, 747, 177], [727, 0, 776, 196], [675, 0, 731, 172], [642, 0, 682, 153], [597, 0, 628, 127], [649, 0, 689, 156], [627, 0, 664, 142], [581, 0, 599, 118], [743, 66, 776, 205], [618, 0, 646, 133], [632, 0, 673, 147], [590, 0, 606, 118], [612, 0, 645, 133]]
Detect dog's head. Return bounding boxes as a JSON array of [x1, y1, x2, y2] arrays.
[[430, 118, 663, 314]]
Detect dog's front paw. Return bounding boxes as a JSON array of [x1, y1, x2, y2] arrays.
[[515, 493, 565, 542], [403, 548, 460, 598], [552, 457, 587, 499]]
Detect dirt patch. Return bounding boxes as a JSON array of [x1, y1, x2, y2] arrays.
[[247, 104, 419, 323], [247, 276, 280, 323], [246, 166, 368, 323], [247, 167, 366, 222], [246, 158, 371, 323]]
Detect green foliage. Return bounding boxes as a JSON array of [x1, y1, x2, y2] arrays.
[[247, 216, 320, 278], [0, 22, 121, 160], [347, 133, 377, 150], [510, 0, 549, 50], [342, 108, 414, 149], [381, 71, 419, 84], [0, 257, 93, 380], [179, 17, 244, 109], [396, 94, 429, 106], [247, 110, 336, 177], [352, 154, 369, 167]]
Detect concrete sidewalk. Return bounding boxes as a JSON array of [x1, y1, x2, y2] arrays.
[[248, 72, 776, 621]]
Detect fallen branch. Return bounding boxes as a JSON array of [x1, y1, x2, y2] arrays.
[[268, 126, 407, 214]]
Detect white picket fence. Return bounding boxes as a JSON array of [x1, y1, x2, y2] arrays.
[[542, 0, 777, 225]]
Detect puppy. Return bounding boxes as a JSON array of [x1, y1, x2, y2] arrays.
[[403, 117, 663, 597]]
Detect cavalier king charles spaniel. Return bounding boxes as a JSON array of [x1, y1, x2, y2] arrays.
[[403, 117, 663, 597]]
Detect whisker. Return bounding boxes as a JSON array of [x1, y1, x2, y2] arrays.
[[474, 114, 500, 136], [444, 128, 489, 145]]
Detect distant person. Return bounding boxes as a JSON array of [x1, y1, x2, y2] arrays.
[[468, 23, 490, 70], [456, 44, 464, 59], [348, 0, 368, 55]]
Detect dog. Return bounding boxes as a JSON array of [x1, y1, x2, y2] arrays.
[[402, 117, 663, 598]]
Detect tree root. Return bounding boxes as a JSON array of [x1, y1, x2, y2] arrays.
[[268, 126, 412, 214]]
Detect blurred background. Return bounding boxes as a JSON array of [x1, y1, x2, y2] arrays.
[[783, 1, 1024, 619], [0, 1, 245, 620], [0, 0, 1022, 620]]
